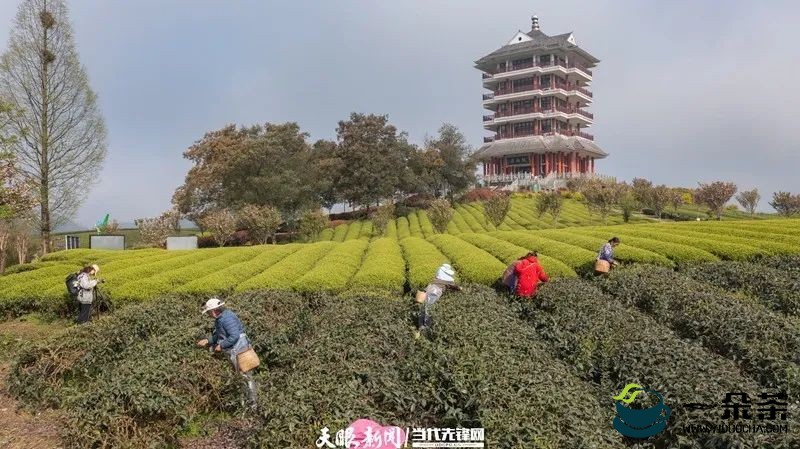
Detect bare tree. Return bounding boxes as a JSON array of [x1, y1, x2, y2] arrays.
[[0, 0, 107, 253]]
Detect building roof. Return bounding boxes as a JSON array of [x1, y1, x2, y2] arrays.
[[475, 27, 599, 66], [474, 135, 608, 160]]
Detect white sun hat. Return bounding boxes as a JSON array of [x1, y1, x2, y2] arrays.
[[436, 263, 455, 283], [201, 297, 225, 314], [91, 264, 100, 274]]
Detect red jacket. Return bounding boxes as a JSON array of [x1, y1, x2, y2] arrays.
[[514, 256, 549, 297]]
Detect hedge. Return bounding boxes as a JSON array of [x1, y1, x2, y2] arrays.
[[384, 219, 397, 239], [177, 244, 301, 294], [349, 238, 406, 294], [358, 221, 374, 239], [610, 227, 767, 260], [433, 286, 624, 448], [427, 234, 505, 285], [344, 221, 363, 240], [455, 206, 485, 233], [293, 240, 369, 293], [684, 261, 800, 316], [673, 224, 800, 252], [408, 212, 424, 238], [448, 209, 470, 234], [456, 233, 576, 278], [577, 229, 719, 264], [417, 210, 435, 237], [491, 231, 597, 272], [524, 278, 783, 448], [598, 265, 800, 398], [236, 241, 338, 291], [112, 247, 264, 302], [396, 217, 411, 240], [317, 228, 334, 241], [639, 225, 797, 255], [331, 223, 348, 242], [398, 237, 448, 290], [464, 203, 495, 232]]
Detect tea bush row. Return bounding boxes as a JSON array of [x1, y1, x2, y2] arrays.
[[349, 238, 406, 294], [427, 234, 506, 285], [684, 261, 800, 316], [524, 279, 789, 448], [456, 233, 576, 278], [433, 285, 625, 448], [344, 221, 362, 240], [396, 216, 411, 239], [492, 231, 597, 272], [599, 265, 800, 397], [417, 210, 435, 237], [236, 242, 338, 291], [399, 237, 448, 290], [541, 229, 674, 266], [612, 227, 767, 260], [293, 239, 369, 293], [577, 229, 719, 264], [408, 212, 424, 238]]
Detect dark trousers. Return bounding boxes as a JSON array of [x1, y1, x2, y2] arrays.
[[77, 303, 92, 324]]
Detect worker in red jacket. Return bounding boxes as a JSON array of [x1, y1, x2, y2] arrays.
[[514, 251, 549, 298]]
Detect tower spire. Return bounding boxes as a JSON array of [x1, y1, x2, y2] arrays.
[[531, 15, 539, 31]]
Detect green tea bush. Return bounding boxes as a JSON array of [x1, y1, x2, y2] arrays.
[[427, 234, 505, 285], [448, 209, 470, 233], [408, 212, 423, 237], [331, 223, 348, 242], [614, 227, 766, 260], [293, 239, 369, 293], [349, 238, 405, 293], [679, 224, 800, 251], [599, 265, 800, 397], [578, 229, 719, 264], [526, 279, 784, 449], [358, 220, 374, 239], [641, 225, 795, 255], [417, 210, 435, 237], [396, 217, 410, 239], [760, 255, 800, 275], [399, 237, 448, 290], [177, 245, 300, 295], [434, 286, 624, 448], [236, 241, 337, 291], [492, 231, 596, 272], [317, 227, 334, 241], [455, 206, 485, 233], [541, 229, 674, 267], [385, 219, 397, 239], [685, 261, 800, 316], [344, 221, 363, 240], [457, 233, 576, 278]]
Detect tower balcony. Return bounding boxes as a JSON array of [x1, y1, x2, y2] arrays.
[[483, 82, 592, 105], [491, 129, 594, 141], [484, 106, 593, 127], [481, 60, 593, 83]]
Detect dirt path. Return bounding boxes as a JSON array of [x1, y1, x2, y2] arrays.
[[0, 319, 65, 449]]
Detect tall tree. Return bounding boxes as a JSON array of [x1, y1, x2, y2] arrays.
[[333, 113, 413, 210], [694, 181, 737, 220], [0, 0, 107, 253], [735, 188, 760, 216], [173, 123, 322, 226], [769, 191, 800, 217], [424, 123, 476, 201]]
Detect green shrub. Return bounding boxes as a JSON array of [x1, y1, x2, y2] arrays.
[[599, 265, 800, 397], [358, 221, 374, 239], [481, 196, 508, 228], [293, 240, 369, 293], [396, 217, 410, 239], [349, 238, 405, 293], [177, 245, 301, 295], [491, 231, 597, 273], [640, 225, 796, 255], [542, 229, 674, 267], [759, 255, 800, 276], [448, 208, 469, 233], [427, 199, 454, 233], [331, 223, 349, 242], [613, 227, 767, 260], [526, 279, 783, 448], [427, 234, 505, 285], [457, 233, 576, 277], [408, 212, 423, 237], [434, 286, 624, 448], [417, 210, 435, 237], [236, 241, 337, 290], [455, 206, 485, 232], [578, 229, 719, 264], [399, 237, 448, 290], [317, 228, 334, 241], [344, 221, 363, 240], [684, 261, 800, 316], [384, 218, 398, 239], [463, 203, 495, 231]]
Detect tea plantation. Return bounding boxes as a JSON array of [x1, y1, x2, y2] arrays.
[[2, 218, 800, 448]]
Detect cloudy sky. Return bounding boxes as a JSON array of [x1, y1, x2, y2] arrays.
[[1, 0, 798, 227]]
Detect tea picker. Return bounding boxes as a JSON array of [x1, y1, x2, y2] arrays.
[[595, 236, 621, 275], [196, 298, 260, 409], [66, 264, 104, 324], [415, 263, 462, 338]]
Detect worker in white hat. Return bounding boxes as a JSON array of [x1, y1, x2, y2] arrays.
[[196, 298, 258, 408], [416, 263, 462, 338], [75, 264, 103, 324]]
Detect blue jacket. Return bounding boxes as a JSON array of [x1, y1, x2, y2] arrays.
[[208, 309, 245, 350]]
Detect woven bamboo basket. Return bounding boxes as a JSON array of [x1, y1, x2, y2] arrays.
[[594, 259, 611, 274], [236, 347, 260, 373]]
